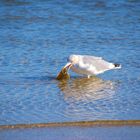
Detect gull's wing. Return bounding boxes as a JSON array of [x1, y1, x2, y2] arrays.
[[81, 55, 114, 72]]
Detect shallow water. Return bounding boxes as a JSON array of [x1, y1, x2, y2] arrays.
[[0, 0, 140, 125], [1, 126, 140, 140]]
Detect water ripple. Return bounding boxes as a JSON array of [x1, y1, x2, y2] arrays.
[[0, 0, 140, 125]]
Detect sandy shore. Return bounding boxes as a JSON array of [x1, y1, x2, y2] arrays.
[[0, 120, 140, 140]]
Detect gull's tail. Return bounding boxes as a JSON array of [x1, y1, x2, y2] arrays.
[[114, 63, 121, 69]]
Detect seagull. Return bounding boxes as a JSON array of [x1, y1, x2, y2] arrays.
[[63, 54, 121, 78]]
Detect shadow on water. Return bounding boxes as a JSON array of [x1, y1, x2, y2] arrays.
[[22, 75, 55, 81], [19, 75, 57, 85], [2, 0, 31, 6], [0, 75, 57, 86], [57, 76, 116, 101]]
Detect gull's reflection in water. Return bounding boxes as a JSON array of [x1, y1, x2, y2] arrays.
[[58, 77, 115, 101]]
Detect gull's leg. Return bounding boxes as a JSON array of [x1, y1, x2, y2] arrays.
[[87, 75, 90, 78]]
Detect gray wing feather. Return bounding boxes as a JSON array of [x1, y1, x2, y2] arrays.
[[82, 56, 112, 71]]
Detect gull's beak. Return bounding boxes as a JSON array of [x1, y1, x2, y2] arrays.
[[63, 62, 72, 70]]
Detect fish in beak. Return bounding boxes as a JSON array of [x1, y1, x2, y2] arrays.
[[56, 63, 72, 80]]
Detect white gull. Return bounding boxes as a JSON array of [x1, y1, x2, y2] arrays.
[[64, 54, 121, 78]]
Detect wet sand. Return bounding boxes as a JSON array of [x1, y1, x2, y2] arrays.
[[0, 120, 140, 140]]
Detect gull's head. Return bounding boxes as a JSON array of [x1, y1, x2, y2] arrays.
[[68, 55, 79, 64], [63, 55, 79, 70]]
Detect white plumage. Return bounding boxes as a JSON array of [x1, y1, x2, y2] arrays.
[[64, 54, 121, 78]]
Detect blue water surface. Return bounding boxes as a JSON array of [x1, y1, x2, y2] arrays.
[[0, 0, 140, 125]]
